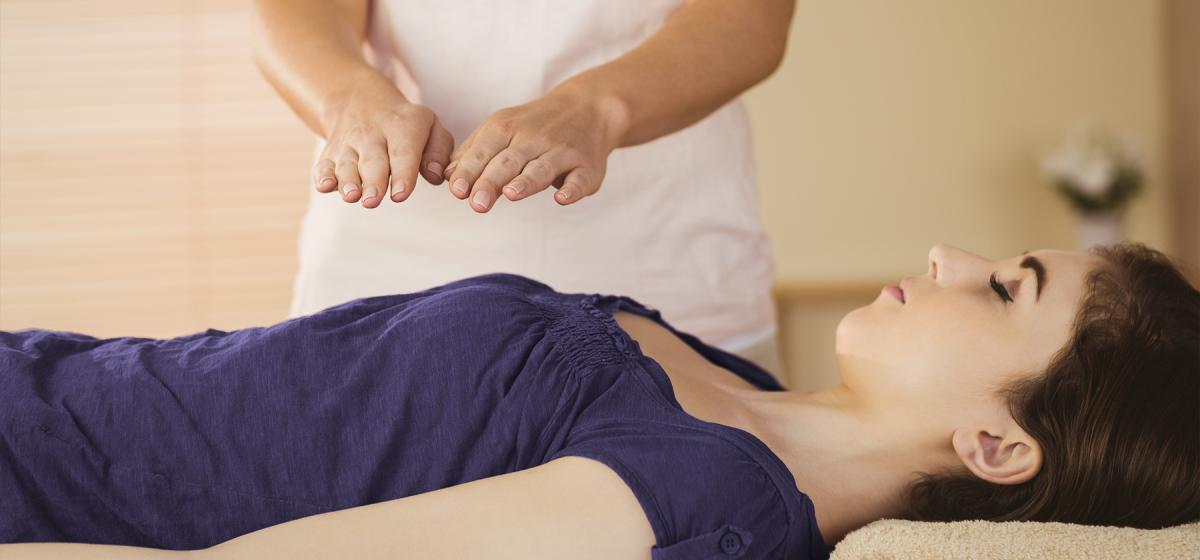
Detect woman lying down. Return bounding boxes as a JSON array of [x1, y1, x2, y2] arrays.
[[1, 243, 1197, 559]]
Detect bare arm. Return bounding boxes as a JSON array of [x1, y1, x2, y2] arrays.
[[0, 457, 655, 560], [566, 0, 797, 148], [250, 0, 372, 138], [444, 0, 797, 211]]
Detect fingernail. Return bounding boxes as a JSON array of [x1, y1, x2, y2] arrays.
[[453, 178, 469, 196], [427, 161, 443, 176], [320, 178, 336, 190], [503, 181, 524, 198], [344, 184, 359, 199], [364, 186, 378, 202], [472, 189, 491, 210], [556, 189, 571, 203]]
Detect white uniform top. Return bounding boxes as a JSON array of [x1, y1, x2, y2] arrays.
[[289, 0, 777, 348]]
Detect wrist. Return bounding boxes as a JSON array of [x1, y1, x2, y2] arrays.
[[550, 79, 632, 151], [317, 67, 402, 136]]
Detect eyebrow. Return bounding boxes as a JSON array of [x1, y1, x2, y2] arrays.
[[1019, 253, 1046, 301]]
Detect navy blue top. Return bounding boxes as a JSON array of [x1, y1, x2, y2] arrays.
[[0, 273, 831, 559]]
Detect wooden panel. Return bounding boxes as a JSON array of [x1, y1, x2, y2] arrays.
[[1165, 0, 1200, 284], [772, 280, 884, 305]]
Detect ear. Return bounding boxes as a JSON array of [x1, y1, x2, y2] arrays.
[[951, 424, 1043, 485]]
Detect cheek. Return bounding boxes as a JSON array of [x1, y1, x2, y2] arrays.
[[897, 317, 1024, 401]]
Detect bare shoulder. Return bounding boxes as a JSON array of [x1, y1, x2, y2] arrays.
[[195, 456, 656, 560]]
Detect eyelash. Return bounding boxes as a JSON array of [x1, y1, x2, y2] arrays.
[[989, 272, 1013, 303]]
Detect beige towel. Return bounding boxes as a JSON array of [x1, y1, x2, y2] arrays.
[[830, 519, 1200, 559]]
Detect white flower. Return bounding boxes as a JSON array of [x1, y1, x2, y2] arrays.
[[1042, 126, 1122, 200], [1073, 150, 1116, 198]]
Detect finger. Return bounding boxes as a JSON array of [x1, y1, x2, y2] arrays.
[[418, 119, 454, 186], [334, 149, 363, 203], [554, 166, 601, 206], [448, 126, 479, 166], [443, 127, 478, 179], [470, 146, 539, 212], [385, 129, 423, 203], [356, 141, 391, 209], [312, 157, 337, 193], [447, 126, 510, 200], [502, 151, 573, 202]]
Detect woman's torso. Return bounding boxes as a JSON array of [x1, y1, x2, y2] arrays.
[[291, 0, 777, 347], [613, 310, 762, 430], [1, 273, 827, 558]]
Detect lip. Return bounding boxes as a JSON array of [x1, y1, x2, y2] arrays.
[[883, 277, 909, 304], [883, 284, 905, 304]]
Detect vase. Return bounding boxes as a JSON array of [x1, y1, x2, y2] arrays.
[[1075, 210, 1125, 249]]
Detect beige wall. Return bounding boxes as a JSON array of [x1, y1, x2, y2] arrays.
[[747, 1, 1176, 389], [750, 0, 1171, 282]]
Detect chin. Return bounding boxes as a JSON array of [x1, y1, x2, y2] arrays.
[[835, 294, 896, 356], [834, 305, 868, 356]]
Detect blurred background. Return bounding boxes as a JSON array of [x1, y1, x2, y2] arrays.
[[1, 0, 1196, 390]]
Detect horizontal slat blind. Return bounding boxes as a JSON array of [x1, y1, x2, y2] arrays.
[[0, 0, 315, 337]]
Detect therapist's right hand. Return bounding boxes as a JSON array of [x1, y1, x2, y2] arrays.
[[314, 73, 454, 208]]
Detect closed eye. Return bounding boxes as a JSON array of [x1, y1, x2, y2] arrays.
[[989, 272, 1013, 303]]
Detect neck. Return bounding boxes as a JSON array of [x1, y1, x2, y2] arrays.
[[728, 384, 952, 545]]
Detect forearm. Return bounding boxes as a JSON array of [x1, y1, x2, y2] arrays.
[[250, 0, 391, 138], [555, 0, 795, 148]]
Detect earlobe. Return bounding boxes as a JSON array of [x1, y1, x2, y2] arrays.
[[951, 427, 1043, 485]]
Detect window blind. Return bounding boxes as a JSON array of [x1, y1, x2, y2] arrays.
[[0, 0, 314, 337]]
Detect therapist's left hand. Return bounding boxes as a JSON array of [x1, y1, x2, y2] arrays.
[[444, 85, 629, 212]]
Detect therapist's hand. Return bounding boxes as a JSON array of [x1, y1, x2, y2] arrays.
[[315, 72, 455, 208], [445, 85, 629, 212]]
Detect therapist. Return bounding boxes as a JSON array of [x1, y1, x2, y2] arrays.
[[251, 0, 796, 377]]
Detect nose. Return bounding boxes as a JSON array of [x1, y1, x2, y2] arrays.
[[927, 243, 991, 286]]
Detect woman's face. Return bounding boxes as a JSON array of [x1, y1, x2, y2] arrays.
[[836, 244, 1103, 420]]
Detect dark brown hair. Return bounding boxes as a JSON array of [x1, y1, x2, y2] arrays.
[[905, 242, 1200, 528]]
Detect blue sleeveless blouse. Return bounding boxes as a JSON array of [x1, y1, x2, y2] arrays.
[[0, 273, 830, 559]]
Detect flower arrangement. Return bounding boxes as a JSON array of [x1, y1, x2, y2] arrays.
[[1041, 126, 1143, 215]]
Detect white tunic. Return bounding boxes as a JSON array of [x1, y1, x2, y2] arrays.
[[289, 0, 777, 348]]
